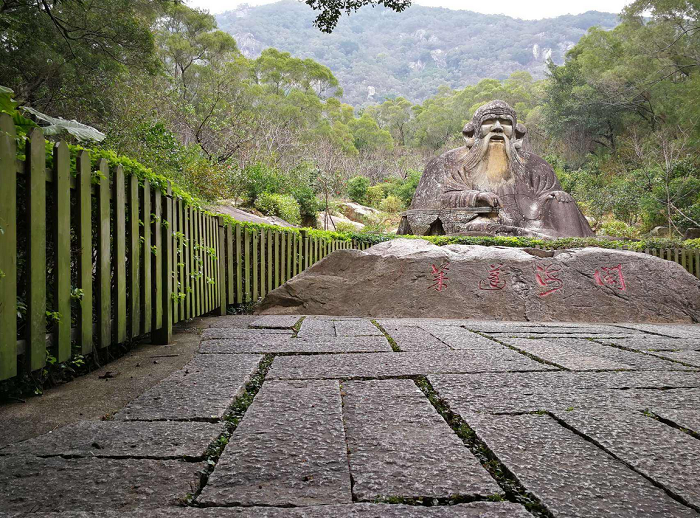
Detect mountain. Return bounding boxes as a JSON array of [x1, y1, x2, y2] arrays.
[[216, 1, 619, 107]]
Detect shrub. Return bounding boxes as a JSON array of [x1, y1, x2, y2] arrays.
[[242, 163, 284, 203], [347, 176, 370, 203], [254, 193, 302, 225], [333, 221, 358, 233], [379, 195, 403, 213], [599, 219, 638, 239], [365, 185, 385, 208]]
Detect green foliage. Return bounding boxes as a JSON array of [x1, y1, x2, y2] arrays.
[[254, 193, 302, 226], [365, 185, 385, 208], [347, 176, 370, 203], [240, 163, 286, 204], [599, 220, 638, 239], [333, 221, 358, 233], [379, 195, 402, 213]]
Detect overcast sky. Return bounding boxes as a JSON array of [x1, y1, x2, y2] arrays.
[[186, 0, 632, 19]]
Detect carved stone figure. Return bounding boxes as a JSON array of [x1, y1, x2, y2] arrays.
[[398, 100, 594, 238]]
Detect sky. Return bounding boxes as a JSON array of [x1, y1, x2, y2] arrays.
[[186, 0, 633, 19]]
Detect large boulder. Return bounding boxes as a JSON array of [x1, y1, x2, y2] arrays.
[[257, 238, 700, 323]]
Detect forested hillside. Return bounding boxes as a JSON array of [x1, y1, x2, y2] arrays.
[[1, 0, 698, 238], [216, 0, 619, 106]]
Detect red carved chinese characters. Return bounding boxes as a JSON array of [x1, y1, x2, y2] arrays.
[[479, 263, 507, 290], [429, 263, 450, 292], [535, 262, 563, 297], [594, 264, 626, 290]]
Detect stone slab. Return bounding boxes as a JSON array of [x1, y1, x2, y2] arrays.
[[429, 371, 700, 415], [0, 420, 222, 459], [116, 354, 261, 421], [500, 337, 692, 371], [268, 350, 552, 380], [196, 315, 256, 328], [649, 350, 700, 367], [0, 455, 202, 512], [496, 338, 631, 370], [0, 502, 532, 517], [419, 325, 507, 350], [334, 319, 383, 336], [652, 409, 700, 434], [297, 318, 336, 338], [555, 409, 700, 507], [616, 324, 700, 339], [250, 315, 301, 328], [381, 324, 451, 351], [200, 328, 292, 340], [596, 336, 700, 352], [469, 413, 697, 517], [198, 380, 352, 507], [342, 379, 498, 501], [199, 336, 392, 354], [257, 239, 700, 323]]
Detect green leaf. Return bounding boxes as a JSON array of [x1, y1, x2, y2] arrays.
[[22, 106, 106, 142]]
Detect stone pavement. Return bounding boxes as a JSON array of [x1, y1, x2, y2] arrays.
[[1, 316, 699, 517]]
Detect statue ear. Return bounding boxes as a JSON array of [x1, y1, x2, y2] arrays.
[[515, 123, 527, 139], [462, 122, 475, 148], [462, 122, 475, 139]]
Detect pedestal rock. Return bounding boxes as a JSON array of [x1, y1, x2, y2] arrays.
[[256, 239, 700, 323]]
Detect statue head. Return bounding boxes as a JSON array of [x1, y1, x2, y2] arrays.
[[451, 100, 527, 191], [462, 100, 527, 150]]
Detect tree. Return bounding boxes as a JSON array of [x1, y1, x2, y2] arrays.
[[303, 0, 412, 33], [0, 0, 162, 119]]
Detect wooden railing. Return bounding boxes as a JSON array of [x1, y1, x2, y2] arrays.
[[0, 116, 370, 382]]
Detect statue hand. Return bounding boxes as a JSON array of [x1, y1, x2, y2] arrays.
[[542, 190, 575, 204], [476, 191, 501, 208]]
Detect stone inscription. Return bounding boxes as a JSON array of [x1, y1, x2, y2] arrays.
[[595, 264, 627, 291], [429, 263, 450, 292], [534, 262, 564, 297], [479, 264, 506, 291]]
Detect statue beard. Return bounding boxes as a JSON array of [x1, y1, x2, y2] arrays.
[[458, 132, 524, 191]]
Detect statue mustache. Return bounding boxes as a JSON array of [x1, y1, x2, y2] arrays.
[[477, 132, 513, 162]]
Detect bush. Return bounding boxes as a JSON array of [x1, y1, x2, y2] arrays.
[[254, 193, 301, 225], [290, 184, 320, 218], [599, 219, 638, 239], [347, 176, 369, 203], [242, 163, 284, 204], [379, 195, 403, 213], [334, 221, 358, 233], [366, 185, 385, 208]]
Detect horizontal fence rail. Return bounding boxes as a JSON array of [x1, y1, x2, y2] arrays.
[[0, 116, 698, 382], [0, 118, 370, 382]]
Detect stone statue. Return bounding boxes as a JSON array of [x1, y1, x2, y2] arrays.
[[398, 100, 594, 238]]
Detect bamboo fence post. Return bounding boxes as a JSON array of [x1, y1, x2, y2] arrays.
[[96, 159, 111, 349], [53, 141, 71, 362], [114, 165, 127, 344], [128, 175, 141, 339]]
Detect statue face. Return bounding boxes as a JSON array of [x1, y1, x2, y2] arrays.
[[480, 117, 513, 141]]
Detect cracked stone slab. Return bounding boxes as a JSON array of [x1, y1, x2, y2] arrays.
[[500, 337, 692, 370], [0, 502, 532, 517], [596, 336, 700, 352], [198, 379, 351, 507], [296, 318, 337, 338], [199, 336, 392, 354], [196, 315, 256, 328], [555, 409, 700, 508], [334, 319, 383, 336], [381, 324, 451, 351], [268, 350, 552, 380], [375, 318, 469, 328], [115, 354, 261, 421], [342, 379, 499, 501], [652, 408, 700, 435], [428, 372, 700, 415], [0, 420, 222, 459], [501, 338, 635, 370], [0, 455, 203, 512], [616, 324, 700, 339], [200, 328, 293, 340], [419, 325, 507, 350], [250, 315, 301, 328], [648, 350, 700, 367], [468, 413, 697, 517]]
